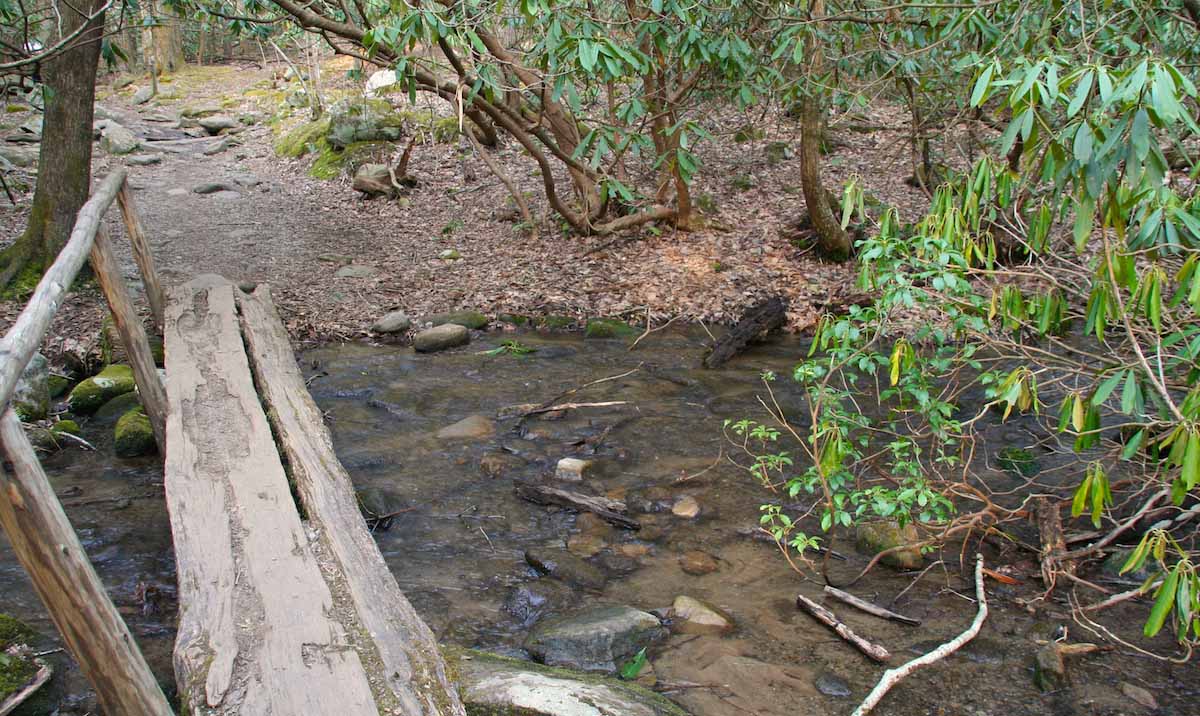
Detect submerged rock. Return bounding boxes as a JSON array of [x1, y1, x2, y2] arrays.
[[524, 605, 667, 673], [68, 364, 136, 414], [814, 672, 851, 698], [678, 550, 719, 575], [502, 581, 578, 627], [670, 595, 733, 635], [114, 407, 156, 457], [451, 648, 688, 716], [13, 353, 49, 421], [525, 548, 607, 591], [413, 323, 469, 352], [854, 520, 923, 570], [436, 414, 495, 441], [1032, 642, 1067, 691], [671, 495, 701, 519]]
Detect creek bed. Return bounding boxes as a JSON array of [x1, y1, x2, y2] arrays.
[[1, 327, 1195, 715]]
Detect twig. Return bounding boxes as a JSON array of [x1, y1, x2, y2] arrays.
[[796, 593, 891, 662], [824, 586, 922, 626], [851, 554, 988, 716], [521, 400, 627, 416], [673, 448, 724, 484], [477, 525, 495, 552], [889, 560, 944, 607], [629, 309, 681, 351]]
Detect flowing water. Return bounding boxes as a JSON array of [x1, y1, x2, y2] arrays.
[[2, 327, 1196, 715]]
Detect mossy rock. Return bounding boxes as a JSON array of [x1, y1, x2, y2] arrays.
[[326, 98, 405, 150], [94, 391, 143, 425], [273, 117, 332, 158], [52, 420, 80, 437], [0, 614, 37, 650], [423, 311, 489, 330], [47, 374, 73, 398], [13, 353, 49, 422], [585, 318, 638, 339], [430, 116, 461, 143], [498, 313, 529, 326], [68, 364, 136, 414], [854, 520, 923, 570], [309, 140, 392, 181], [27, 420, 81, 452], [114, 407, 156, 457], [996, 447, 1039, 477], [540, 315, 576, 330]]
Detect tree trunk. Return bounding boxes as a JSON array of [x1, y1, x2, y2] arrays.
[[152, 10, 186, 74], [798, 0, 851, 261], [0, 0, 106, 292]]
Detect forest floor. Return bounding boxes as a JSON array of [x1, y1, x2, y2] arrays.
[[1, 59, 946, 357]]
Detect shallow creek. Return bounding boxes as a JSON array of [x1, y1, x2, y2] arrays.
[[2, 327, 1196, 715]]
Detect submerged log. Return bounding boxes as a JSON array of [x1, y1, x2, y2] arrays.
[[515, 483, 641, 530], [703, 297, 787, 369]]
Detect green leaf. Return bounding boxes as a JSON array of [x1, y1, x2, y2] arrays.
[[970, 63, 994, 108], [1072, 122, 1094, 163], [1120, 371, 1139, 415], [1121, 429, 1145, 460], [1068, 69, 1094, 117], [1092, 370, 1124, 405], [1145, 568, 1179, 637], [1131, 108, 1150, 162], [619, 648, 647, 680]]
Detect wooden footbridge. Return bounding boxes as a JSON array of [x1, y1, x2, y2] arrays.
[[0, 170, 466, 715]]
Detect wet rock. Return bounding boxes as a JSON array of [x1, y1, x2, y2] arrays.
[[525, 548, 607, 591], [1101, 547, 1153, 582], [1120, 682, 1157, 710], [671, 595, 733, 635], [617, 543, 652, 559], [596, 553, 640, 576], [584, 318, 637, 339], [679, 550, 719, 575], [371, 310, 411, 334], [13, 352, 49, 421], [1032, 642, 1067, 692], [100, 122, 140, 155], [131, 85, 154, 104], [672, 495, 701, 519], [854, 520, 923, 570], [114, 407, 156, 457], [497, 403, 540, 419], [68, 364, 136, 414], [568, 514, 613, 558], [421, 310, 489, 330], [502, 581, 578, 627], [451, 648, 688, 716], [27, 420, 81, 451], [198, 115, 238, 134], [480, 451, 525, 478], [413, 323, 469, 352], [556, 457, 593, 482], [524, 605, 667, 673], [814, 672, 851, 698], [435, 414, 495, 441], [334, 264, 377, 279], [352, 164, 395, 197], [126, 153, 163, 166]]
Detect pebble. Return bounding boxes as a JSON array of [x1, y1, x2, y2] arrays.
[[672, 495, 701, 518]]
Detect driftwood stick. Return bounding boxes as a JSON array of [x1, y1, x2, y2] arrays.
[[851, 554, 988, 716], [824, 586, 922, 626], [795, 593, 891, 663], [515, 484, 640, 530], [522, 400, 627, 416]]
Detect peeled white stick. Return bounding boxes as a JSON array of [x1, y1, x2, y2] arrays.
[[851, 554, 988, 716]]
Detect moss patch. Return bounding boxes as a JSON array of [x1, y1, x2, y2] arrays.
[[68, 364, 136, 414], [273, 117, 331, 158], [0, 649, 38, 704], [540, 315, 576, 330], [114, 407, 156, 457], [47, 374, 72, 398], [0, 615, 36, 650], [0, 261, 44, 301], [585, 318, 638, 339], [997, 447, 1039, 477]]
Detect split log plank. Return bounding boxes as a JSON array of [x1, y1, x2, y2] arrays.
[[515, 483, 640, 530], [164, 275, 377, 715], [0, 410, 171, 715], [89, 227, 166, 448], [0, 170, 125, 410], [116, 183, 166, 331], [796, 593, 891, 662], [237, 284, 466, 716]]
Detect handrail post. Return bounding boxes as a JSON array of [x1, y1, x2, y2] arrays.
[[0, 410, 174, 714], [90, 226, 168, 448], [116, 180, 166, 332]]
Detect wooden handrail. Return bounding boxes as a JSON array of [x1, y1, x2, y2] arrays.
[[0, 168, 174, 714]]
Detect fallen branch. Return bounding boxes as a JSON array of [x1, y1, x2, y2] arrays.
[[795, 593, 891, 663], [851, 554, 988, 716], [515, 483, 640, 530], [629, 308, 682, 351], [521, 400, 627, 416], [824, 586, 921, 626]]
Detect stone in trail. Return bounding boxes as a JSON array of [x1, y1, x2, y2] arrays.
[[166, 188, 188, 197], [210, 190, 241, 201], [198, 115, 238, 135], [100, 123, 140, 155], [192, 182, 238, 195], [371, 310, 411, 334], [335, 264, 378, 279], [452, 649, 688, 716], [0, 145, 37, 167], [435, 414, 495, 441], [413, 323, 469, 352], [670, 595, 733, 635], [127, 154, 163, 166], [203, 136, 235, 156], [524, 604, 667, 673], [131, 86, 154, 104]]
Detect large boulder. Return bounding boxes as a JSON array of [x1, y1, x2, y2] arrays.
[[198, 115, 238, 135], [0, 145, 37, 167], [100, 122, 140, 155], [12, 353, 49, 421], [413, 323, 469, 352], [524, 605, 667, 673], [325, 99, 403, 150], [452, 649, 689, 716], [67, 364, 136, 414]]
